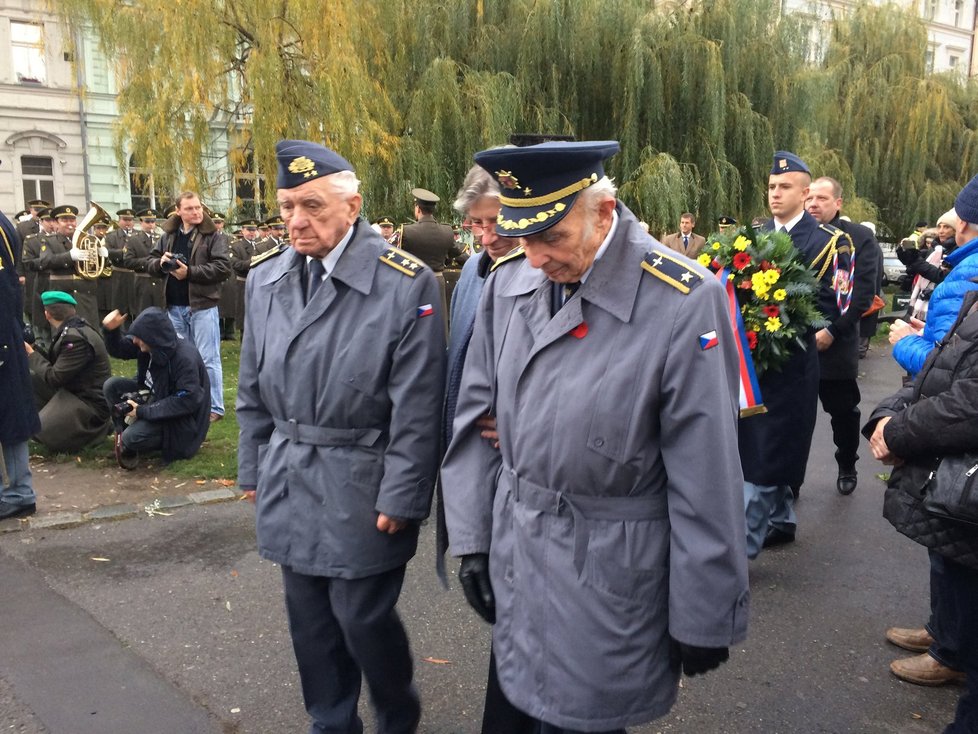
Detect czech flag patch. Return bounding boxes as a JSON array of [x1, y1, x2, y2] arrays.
[[417, 304, 434, 318], [698, 330, 719, 350]]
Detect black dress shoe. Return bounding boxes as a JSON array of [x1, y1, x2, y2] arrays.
[[0, 501, 37, 521], [763, 527, 796, 548], [837, 467, 857, 496]]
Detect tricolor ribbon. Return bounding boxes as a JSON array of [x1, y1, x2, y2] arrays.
[[832, 247, 855, 315], [716, 268, 766, 418]]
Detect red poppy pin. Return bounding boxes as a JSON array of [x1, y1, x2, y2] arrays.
[[569, 322, 588, 339]]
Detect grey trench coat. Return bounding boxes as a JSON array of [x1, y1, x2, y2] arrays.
[[236, 222, 446, 579], [441, 204, 749, 730]]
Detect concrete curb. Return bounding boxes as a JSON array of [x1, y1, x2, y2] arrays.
[[0, 488, 244, 533]]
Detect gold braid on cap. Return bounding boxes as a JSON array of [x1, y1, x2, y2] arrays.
[[499, 173, 598, 207]]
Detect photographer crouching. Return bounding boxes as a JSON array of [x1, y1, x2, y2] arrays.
[[101, 307, 210, 470]]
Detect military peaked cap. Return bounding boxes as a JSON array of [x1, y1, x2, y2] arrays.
[[275, 140, 354, 189]]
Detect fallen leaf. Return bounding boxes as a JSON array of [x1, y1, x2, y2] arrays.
[[230, 569, 239, 577], [911, 713, 922, 720], [422, 657, 451, 665], [230, 708, 240, 714], [217, 479, 235, 487], [90, 557, 111, 562], [195, 480, 206, 485], [225, 601, 232, 612]]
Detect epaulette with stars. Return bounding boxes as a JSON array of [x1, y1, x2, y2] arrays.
[[490, 245, 525, 272], [379, 246, 425, 277], [640, 249, 704, 294], [250, 244, 287, 268]]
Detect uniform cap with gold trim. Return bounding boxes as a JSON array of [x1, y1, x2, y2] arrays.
[[51, 204, 80, 219], [770, 151, 810, 176], [473, 140, 620, 237], [264, 215, 284, 227], [28, 199, 51, 208], [718, 215, 737, 226], [411, 188, 439, 205], [275, 139, 354, 189], [375, 216, 395, 227], [38, 207, 53, 220], [211, 212, 226, 223], [116, 208, 136, 218], [137, 208, 158, 220]]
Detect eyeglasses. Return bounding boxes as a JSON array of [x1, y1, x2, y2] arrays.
[[470, 220, 496, 233]]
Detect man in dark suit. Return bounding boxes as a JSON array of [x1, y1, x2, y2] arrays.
[[806, 176, 881, 495], [741, 152, 852, 557], [660, 213, 706, 258]]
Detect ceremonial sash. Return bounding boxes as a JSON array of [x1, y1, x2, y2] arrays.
[[716, 267, 766, 417]]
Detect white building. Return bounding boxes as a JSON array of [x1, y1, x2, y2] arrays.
[[0, 0, 252, 219], [782, 0, 978, 76]]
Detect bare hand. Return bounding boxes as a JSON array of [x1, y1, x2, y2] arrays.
[[377, 513, 407, 534], [126, 400, 140, 421], [889, 319, 921, 345], [170, 260, 189, 280], [815, 328, 835, 352], [869, 416, 901, 465], [242, 489, 256, 504], [476, 414, 499, 450], [24, 341, 33, 355], [102, 309, 127, 331]]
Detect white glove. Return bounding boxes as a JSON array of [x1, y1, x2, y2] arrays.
[[69, 247, 87, 262], [99, 246, 109, 258]]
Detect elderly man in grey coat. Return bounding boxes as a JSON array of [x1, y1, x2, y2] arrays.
[[440, 141, 750, 733], [236, 140, 446, 734]]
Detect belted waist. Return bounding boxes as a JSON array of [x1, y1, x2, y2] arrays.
[[272, 418, 382, 447], [235, 276, 247, 282], [49, 274, 90, 282], [501, 467, 667, 576]]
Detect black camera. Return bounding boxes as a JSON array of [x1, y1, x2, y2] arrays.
[[161, 252, 188, 273], [112, 389, 150, 418]]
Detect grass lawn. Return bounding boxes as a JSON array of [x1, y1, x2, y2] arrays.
[[30, 340, 243, 481]]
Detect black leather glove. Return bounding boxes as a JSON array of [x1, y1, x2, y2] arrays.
[[670, 637, 730, 676], [458, 553, 495, 624], [895, 246, 922, 267]]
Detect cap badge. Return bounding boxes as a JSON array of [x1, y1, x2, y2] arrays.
[[495, 170, 520, 190], [778, 158, 788, 170], [288, 156, 318, 179]]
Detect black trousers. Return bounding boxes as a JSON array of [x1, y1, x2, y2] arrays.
[[481, 648, 625, 734], [281, 564, 419, 734], [817, 378, 861, 468]]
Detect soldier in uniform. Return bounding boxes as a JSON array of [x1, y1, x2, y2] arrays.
[[20, 207, 56, 328], [264, 214, 288, 249], [219, 219, 256, 340], [237, 140, 445, 734], [125, 209, 164, 317], [398, 188, 466, 332], [717, 215, 738, 234], [376, 216, 397, 244], [92, 220, 113, 320], [440, 141, 749, 733], [26, 290, 112, 452], [15, 199, 50, 242], [38, 204, 103, 328], [212, 212, 227, 234], [742, 152, 853, 555], [229, 218, 261, 337], [105, 208, 137, 318]]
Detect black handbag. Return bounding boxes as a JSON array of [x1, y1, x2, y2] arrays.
[[922, 454, 978, 526]]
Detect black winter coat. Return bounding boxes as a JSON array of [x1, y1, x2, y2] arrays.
[[103, 308, 210, 463], [147, 214, 230, 311], [0, 211, 40, 444], [863, 288, 978, 570]]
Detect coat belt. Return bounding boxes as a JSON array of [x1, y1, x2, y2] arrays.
[[501, 467, 668, 577], [272, 417, 382, 447]]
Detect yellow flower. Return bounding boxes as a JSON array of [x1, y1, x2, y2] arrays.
[[697, 253, 712, 267], [764, 269, 780, 286], [733, 236, 750, 251], [751, 271, 770, 298], [773, 288, 787, 301], [765, 316, 782, 332], [728, 273, 735, 280], [711, 242, 721, 251]]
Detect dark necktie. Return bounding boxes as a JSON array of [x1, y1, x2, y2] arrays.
[[778, 225, 787, 234], [306, 258, 325, 304], [683, 235, 689, 249], [551, 281, 580, 316]]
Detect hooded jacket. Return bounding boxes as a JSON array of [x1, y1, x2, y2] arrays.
[[103, 308, 210, 462], [147, 214, 230, 311]]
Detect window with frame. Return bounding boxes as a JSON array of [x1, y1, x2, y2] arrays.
[[11, 21, 45, 84], [234, 152, 266, 220], [954, 0, 964, 27], [926, 0, 938, 20], [21, 156, 54, 206], [129, 155, 158, 212]]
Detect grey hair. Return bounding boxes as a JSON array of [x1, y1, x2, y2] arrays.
[[453, 165, 501, 215], [325, 170, 361, 197], [577, 176, 618, 212]]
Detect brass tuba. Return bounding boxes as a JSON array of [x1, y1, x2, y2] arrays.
[[72, 202, 111, 279]]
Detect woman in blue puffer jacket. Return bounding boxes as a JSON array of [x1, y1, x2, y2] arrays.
[[891, 183, 978, 377]]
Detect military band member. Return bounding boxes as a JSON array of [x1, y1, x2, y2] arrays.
[[92, 220, 113, 319], [15, 199, 50, 241], [717, 215, 738, 234], [125, 209, 164, 316], [26, 290, 112, 452], [38, 205, 102, 327], [440, 141, 748, 732], [105, 208, 137, 317], [229, 219, 261, 337], [237, 140, 445, 733], [212, 212, 227, 233], [20, 207, 56, 328], [376, 216, 397, 244], [265, 214, 288, 249]]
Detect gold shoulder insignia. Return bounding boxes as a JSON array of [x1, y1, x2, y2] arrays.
[[640, 249, 704, 295], [811, 224, 853, 279], [490, 245, 526, 271], [379, 246, 425, 277], [250, 245, 286, 267]]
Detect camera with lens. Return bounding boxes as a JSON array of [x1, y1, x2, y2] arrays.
[[161, 252, 188, 273], [112, 389, 150, 418]]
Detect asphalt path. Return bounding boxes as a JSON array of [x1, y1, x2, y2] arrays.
[[0, 343, 964, 733]]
